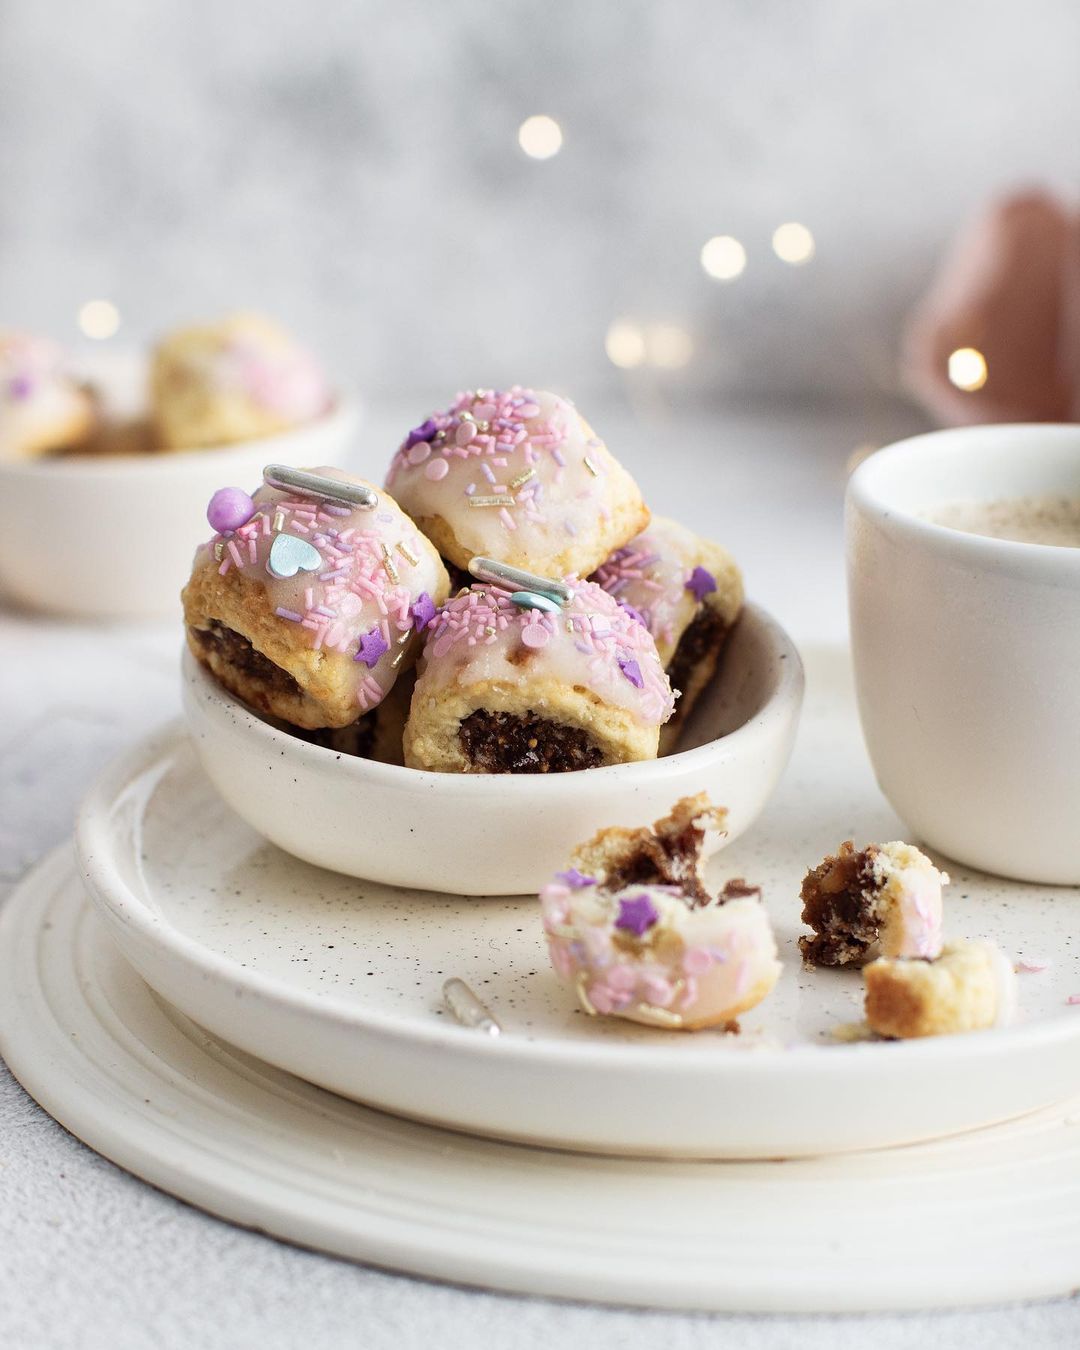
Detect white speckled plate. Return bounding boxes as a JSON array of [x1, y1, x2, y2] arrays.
[[4, 847, 1080, 1312], [75, 648, 1080, 1158]]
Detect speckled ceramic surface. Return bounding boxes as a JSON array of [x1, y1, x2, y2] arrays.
[[77, 647, 1080, 1157], [5, 847, 1080, 1313]]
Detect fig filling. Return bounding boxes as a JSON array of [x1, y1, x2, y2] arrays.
[[190, 621, 302, 706], [667, 607, 729, 704], [798, 841, 882, 966], [457, 710, 604, 773], [302, 717, 377, 760], [601, 822, 714, 906], [585, 802, 753, 911]]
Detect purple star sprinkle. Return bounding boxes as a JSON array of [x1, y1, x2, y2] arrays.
[[404, 418, 438, 450], [615, 893, 660, 937], [617, 599, 649, 629], [354, 627, 390, 667], [617, 652, 644, 689], [411, 591, 437, 632], [685, 566, 717, 603], [555, 867, 596, 889]]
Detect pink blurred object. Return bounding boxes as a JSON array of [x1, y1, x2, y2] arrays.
[[902, 190, 1080, 425]]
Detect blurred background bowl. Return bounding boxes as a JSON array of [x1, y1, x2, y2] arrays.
[[0, 351, 359, 620]]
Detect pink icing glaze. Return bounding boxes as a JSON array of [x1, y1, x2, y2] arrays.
[[193, 470, 443, 713], [385, 387, 631, 570], [216, 334, 330, 422], [540, 878, 779, 1030], [420, 579, 675, 727], [591, 517, 710, 664], [0, 332, 69, 399]]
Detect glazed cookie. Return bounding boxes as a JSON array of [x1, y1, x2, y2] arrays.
[[0, 331, 96, 460], [864, 940, 1017, 1039], [591, 516, 743, 749], [540, 796, 780, 1030], [385, 387, 649, 577], [183, 467, 449, 729], [799, 840, 947, 968], [151, 313, 331, 450], [403, 578, 674, 772]]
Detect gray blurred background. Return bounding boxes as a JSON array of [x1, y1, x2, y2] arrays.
[[1, 0, 1076, 410]]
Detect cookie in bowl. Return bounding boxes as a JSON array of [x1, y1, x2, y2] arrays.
[[0, 331, 97, 461], [540, 795, 781, 1029], [151, 312, 332, 451], [183, 465, 450, 730], [385, 386, 649, 577], [403, 570, 674, 772], [591, 515, 743, 750]]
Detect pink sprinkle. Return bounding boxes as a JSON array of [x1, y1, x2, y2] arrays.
[[407, 441, 431, 465], [521, 620, 550, 649], [1017, 960, 1050, 974], [425, 458, 449, 481], [1067, 995, 1080, 1006], [499, 507, 517, 530]]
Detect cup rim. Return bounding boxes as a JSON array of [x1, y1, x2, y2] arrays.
[[847, 423, 1080, 574]]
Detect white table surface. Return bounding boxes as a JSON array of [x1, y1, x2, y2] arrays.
[[2, 401, 1079, 1349]]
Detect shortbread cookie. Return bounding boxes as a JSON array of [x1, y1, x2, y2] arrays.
[[151, 313, 331, 450], [403, 578, 674, 772], [864, 940, 1017, 1038], [385, 387, 649, 576], [591, 516, 743, 749], [799, 840, 946, 967], [183, 468, 449, 729], [0, 331, 96, 460], [540, 796, 780, 1030]]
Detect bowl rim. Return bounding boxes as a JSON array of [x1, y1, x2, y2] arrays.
[[180, 599, 806, 794], [0, 394, 360, 483], [847, 423, 1080, 575]]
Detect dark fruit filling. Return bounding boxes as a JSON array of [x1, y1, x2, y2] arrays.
[[190, 621, 302, 703], [798, 841, 881, 966], [667, 607, 728, 703], [457, 710, 604, 773]]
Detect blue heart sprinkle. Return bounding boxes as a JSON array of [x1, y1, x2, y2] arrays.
[[510, 590, 562, 613], [268, 532, 323, 579]]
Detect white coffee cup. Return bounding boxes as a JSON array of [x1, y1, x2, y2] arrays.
[[847, 424, 1080, 885]]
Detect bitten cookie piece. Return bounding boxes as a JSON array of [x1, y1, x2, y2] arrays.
[[0, 331, 96, 460], [151, 313, 331, 450], [799, 840, 947, 967], [540, 796, 780, 1030], [183, 469, 449, 729], [864, 940, 1017, 1038], [403, 578, 674, 772], [385, 387, 649, 577], [591, 516, 744, 750]]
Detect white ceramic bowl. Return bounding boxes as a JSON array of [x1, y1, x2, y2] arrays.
[[181, 601, 804, 895], [848, 424, 1080, 884], [0, 352, 359, 620]]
